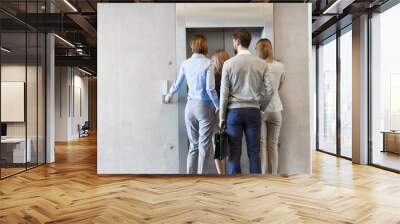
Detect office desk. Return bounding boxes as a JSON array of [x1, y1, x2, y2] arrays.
[[1, 138, 32, 164], [382, 131, 400, 154]]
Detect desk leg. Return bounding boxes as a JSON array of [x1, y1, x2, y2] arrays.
[[382, 133, 386, 153]]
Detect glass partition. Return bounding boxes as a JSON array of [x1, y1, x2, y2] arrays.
[[317, 37, 337, 154], [340, 29, 352, 158], [1, 31, 28, 177], [0, 4, 46, 179], [371, 3, 400, 171]]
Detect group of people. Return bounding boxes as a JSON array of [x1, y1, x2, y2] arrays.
[[165, 28, 285, 175]]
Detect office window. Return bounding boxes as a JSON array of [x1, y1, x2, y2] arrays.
[[371, 3, 400, 171], [0, 31, 28, 178], [318, 37, 337, 154], [340, 29, 352, 158]]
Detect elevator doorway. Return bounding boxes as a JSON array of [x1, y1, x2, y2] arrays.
[[186, 27, 262, 59], [185, 27, 263, 174]]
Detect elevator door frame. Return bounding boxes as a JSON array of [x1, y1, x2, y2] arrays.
[[180, 27, 264, 174]]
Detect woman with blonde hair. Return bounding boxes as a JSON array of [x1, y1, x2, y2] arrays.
[[165, 35, 218, 174], [256, 38, 285, 175], [207, 49, 230, 174]]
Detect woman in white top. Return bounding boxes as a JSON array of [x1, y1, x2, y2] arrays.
[[256, 38, 285, 175]]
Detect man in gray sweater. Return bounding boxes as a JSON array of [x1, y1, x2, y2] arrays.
[[219, 29, 274, 174]]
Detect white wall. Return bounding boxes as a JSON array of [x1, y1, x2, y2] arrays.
[[55, 67, 69, 141], [55, 67, 89, 141], [1, 66, 26, 126], [1, 64, 46, 164], [72, 73, 89, 138], [1, 65, 42, 138], [273, 3, 312, 174]]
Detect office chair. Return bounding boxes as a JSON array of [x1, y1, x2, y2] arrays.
[[79, 121, 90, 138]]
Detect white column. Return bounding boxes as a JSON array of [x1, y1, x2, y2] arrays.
[[352, 14, 369, 164], [46, 32, 55, 163], [273, 3, 313, 174]]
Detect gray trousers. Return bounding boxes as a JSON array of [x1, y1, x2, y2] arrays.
[[185, 100, 215, 174], [260, 111, 282, 175]]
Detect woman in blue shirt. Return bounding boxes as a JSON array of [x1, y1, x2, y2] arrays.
[[165, 35, 219, 174]]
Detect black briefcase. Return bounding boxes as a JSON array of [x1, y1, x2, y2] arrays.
[[214, 130, 229, 160]]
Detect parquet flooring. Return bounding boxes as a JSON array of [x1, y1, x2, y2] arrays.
[[1, 135, 400, 223]]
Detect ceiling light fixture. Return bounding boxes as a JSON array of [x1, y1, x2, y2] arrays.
[[323, 0, 344, 14], [63, 0, 78, 12], [78, 67, 93, 76], [1, 47, 11, 53], [54, 34, 75, 48]]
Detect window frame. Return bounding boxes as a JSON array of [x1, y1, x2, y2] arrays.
[[367, 0, 400, 173], [315, 24, 353, 161]]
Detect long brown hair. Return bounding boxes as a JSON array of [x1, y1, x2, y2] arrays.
[[256, 38, 273, 62], [211, 49, 230, 74]]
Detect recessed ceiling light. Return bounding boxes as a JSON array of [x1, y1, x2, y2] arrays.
[[322, 0, 356, 15], [1, 47, 11, 53], [63, 0, 78, 12], [54, 34, 75, 48], [78, 67, 93, 76]]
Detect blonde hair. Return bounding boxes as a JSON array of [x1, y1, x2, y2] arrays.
[[211, 49, 230, 74], [190, 35, 208, 55], [256, 39, 273, 62]]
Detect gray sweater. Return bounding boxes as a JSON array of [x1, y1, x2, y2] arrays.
[[219, 51, 274, 121]]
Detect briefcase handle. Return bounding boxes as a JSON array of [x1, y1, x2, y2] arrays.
[[218, 127, 227, 134]]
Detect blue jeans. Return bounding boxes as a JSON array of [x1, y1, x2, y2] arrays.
[[226, 108, 261, 174]]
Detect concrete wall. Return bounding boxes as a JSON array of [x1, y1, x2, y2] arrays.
[[273, 3, 312, 174], [97, 3, 179, 174]]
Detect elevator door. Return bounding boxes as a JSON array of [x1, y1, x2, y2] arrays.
[[186, 28, 262, 59], [185, 27, 263, 174]]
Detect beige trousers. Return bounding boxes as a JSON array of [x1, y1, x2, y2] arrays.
[[260, 111, 282, 175]]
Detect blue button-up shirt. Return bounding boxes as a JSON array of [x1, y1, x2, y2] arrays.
[[168, 53, 219, 108]]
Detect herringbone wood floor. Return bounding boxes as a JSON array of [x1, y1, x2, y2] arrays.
[[1, 135, 400, 224]]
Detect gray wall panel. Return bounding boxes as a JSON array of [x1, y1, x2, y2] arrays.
[[98, 3, 179, 174], [273, 3, 312, 174]]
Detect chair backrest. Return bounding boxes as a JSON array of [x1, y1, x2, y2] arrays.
[[82, 121, 90, 129]]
